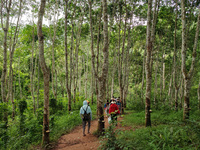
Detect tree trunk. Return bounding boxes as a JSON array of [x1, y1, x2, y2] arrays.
[[141, 47, 146, 104], [154, 50, 158, 107], [1, 1, 12, 143], [117, 0, 124, 114], [31, 22, 36, 114], [181, 1, 200, 120], [73, 6, 84, 102], [145, 0, 153, 127], [37, 58, 40, 110], [179, 77, 184, 109], [18, 57, 22, 99], [51, 1, 59, 100], [64, 0, 72, 112], [37, 0, 50, 145], [8, 0, 22, 119], [198, 80, 200, 110], [174, 0, 179, 111], [89, 0, 108, 134]]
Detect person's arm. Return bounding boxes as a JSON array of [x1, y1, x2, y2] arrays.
[[80, 107, 83, 118]]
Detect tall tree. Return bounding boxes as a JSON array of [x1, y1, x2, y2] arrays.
[[145, 0, 153, 127], [0, 1, 12, 143], [64, 0, 72, 112], [37, 0, 50, 145], [89, 0, 109, 134], [8, 0, 23, 119], [181, 0, 200, 120], [145, 0, 159, 127]]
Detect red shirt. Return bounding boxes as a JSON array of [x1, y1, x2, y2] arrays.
[[109, 103, 120, 114]]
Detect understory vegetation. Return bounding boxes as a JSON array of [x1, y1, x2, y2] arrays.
[[100, 98, 200, 150], [0, 96, 96, 150]]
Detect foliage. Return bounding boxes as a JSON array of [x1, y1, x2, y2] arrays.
[[100, 110, 200, 150], [99, 123, 121, 150]]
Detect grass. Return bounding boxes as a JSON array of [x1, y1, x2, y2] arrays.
[[0, 99, 97, 150], [100, 109, 200, 150]]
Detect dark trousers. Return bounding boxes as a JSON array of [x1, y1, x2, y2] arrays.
[[82, 119, 91, 134]]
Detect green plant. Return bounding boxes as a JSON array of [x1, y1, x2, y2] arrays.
[[99, 124, 121, 150]]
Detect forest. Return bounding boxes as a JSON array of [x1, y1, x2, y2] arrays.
[[0, 0, 200, 149]]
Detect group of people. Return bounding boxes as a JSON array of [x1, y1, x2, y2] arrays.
[[104, 97, 121, 124], [79, 97, 122, 136]]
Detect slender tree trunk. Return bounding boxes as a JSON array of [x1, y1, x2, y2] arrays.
[[117, 0, 124, 114], [198, 80, 200, 110], [37, 59, 40, 110], [174, 0, 179, 111], [69, 0, 77, 100], [64, 0, 72, 112], [97, 0, 109, 134], [37, 0, 50, 145], [145, 0, 153, 127], [154, 50, 158, 107], [31, 22, 36, 114], [141, 47, 146, 104], [179, 77, 184, 109], [18, 57, 22, 99], [181, 1, 200, 120], [85, 54, 88, 98], [8, 0, 22, 119], [51, 1, 59, 99], [73, 6, 84, 102], [1, 2, 11, 143], [111, 48, 117, 97], [162, 50, 165, 92], [89, 0, 108, 134]]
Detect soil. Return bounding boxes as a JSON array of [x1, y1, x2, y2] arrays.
[[51, 115, 133, 150]]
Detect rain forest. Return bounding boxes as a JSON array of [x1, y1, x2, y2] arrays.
[[0, 0, 200, 149]]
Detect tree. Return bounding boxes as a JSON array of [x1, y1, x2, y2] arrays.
[[181, 0, 200, 120], [64, 0, 72, 112], [145, 0, 159, 127], [37, 0, 50, 145], [8, 0, 23, 119], [89, 0, 109, 134]]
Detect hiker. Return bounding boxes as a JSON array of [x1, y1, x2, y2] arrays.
[[80, 100, 92, 136], [109, 99, 120, 124], [105, 100, 110, 117], [116, 98, 121, 115]]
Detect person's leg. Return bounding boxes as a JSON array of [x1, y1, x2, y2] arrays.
[[82, 120, 86, 136], [87, 120, 91, 134]]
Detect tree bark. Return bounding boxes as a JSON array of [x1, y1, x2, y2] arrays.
[[1, 0, 12, 138], [31, 21, 36, 114], [198, 80, 200, 110], [145, 0, 153, 127], [181, 1, 200, 120], [64, 0, 72, 112], [73, 5, 84, 101], [50, 0, 59, 100], [173, 0, 179, 111], [37, 0, 50, 145]]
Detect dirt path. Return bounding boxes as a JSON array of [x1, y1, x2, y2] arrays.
[[52, 116, 127, 150]]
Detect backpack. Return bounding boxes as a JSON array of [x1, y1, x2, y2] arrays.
[[82, 106, 90, 121]]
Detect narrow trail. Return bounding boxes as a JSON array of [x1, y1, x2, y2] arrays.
[[52, 115, 131, 150]]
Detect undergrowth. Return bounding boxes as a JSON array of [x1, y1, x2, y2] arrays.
[[0, 97, 97, 150], [99, 109, 200, 150]]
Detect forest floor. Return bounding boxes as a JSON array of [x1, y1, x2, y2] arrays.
[[51, 114, 133, 150]]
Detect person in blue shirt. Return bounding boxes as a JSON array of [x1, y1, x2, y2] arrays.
[[116, 98, 121, 115], [80, 100, 92, 136]]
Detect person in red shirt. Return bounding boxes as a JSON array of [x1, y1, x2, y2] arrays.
[[109, 99, 120, 123]]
